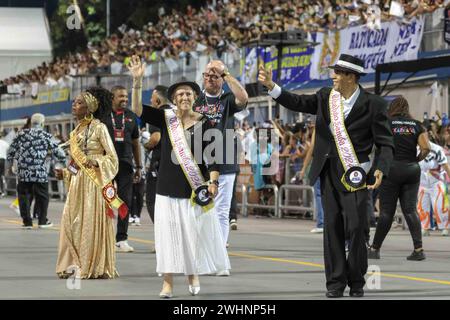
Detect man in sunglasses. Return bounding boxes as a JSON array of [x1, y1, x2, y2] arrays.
[[193, 60, 248, 276]]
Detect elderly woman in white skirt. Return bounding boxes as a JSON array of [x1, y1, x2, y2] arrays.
[[130, 59, 230, 298]]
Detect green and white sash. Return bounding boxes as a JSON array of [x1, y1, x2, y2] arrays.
[[164, 109, 214, 212], [329, 89, 366, 192]]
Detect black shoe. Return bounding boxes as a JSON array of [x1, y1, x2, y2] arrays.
[[326, 289, 344, 298], [38, 220, 53, 229], [349, 288, 364, 297], [407, 250, 426, 261], [367, 247, 380, 259]]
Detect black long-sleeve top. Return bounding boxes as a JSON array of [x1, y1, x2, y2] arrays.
[[141, 105, 218, 199]]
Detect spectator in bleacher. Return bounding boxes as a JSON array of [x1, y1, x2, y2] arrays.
[[7, 113, 66, 229], [7, 0, 449, 90]]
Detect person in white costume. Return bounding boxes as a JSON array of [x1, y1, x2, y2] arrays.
[[418, 141, 450, 236]]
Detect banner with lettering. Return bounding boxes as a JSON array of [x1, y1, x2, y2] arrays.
[[32, 88, 70, 105], [310, 16, 424, 79], [241, 45, 314, 86]]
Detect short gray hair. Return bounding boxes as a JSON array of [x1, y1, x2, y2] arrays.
[[31, 113, 45, 127]]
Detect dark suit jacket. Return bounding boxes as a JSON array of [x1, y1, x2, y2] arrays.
[[275, 86, 394, 192]]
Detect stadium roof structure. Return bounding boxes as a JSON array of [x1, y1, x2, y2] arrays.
[[375, 52, 450, 96], [0, 7, 52, 80], [284, 50, 450, 94]]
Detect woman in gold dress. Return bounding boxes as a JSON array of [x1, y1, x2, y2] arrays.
[[56, 87, 120, 279]]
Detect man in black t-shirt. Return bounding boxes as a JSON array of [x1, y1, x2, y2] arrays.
[[193, 60, 249, 275], [142, 85, 171, 226], [105, 86, 141, 253]]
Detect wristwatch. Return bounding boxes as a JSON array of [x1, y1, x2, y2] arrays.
[[208, 180, 219, 187]]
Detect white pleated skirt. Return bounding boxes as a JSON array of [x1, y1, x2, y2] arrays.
[[154, 194, 231, 275]]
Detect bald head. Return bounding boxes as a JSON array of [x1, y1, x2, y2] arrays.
[[203, 60, 226, 95]]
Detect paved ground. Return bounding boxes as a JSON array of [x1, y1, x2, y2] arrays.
[[1, 196, 450, 300]]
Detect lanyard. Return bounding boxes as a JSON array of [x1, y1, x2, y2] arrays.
[[83, 123, 91, 153], [111, 112, 125, 130]]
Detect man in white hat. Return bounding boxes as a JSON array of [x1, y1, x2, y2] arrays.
[[259, 53, 394, 298]]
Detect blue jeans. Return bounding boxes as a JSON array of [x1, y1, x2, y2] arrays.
[[314, 180, 324, 228]]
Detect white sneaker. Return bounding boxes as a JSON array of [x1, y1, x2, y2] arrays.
[[441, 229, 449, 236], [133, 217, 141, 226], [422, 229, 430, 236], [216, 270, 230, 277], [115, 241, 134, 252], [230, 219, 238, 230], [128, 216, 135, 224], [310, 227, 324, 233]]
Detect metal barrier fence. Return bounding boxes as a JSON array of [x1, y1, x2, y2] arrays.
[[278, 184, 316, 219], [241, 184, 279, 218], [237, 182, 316, 220]]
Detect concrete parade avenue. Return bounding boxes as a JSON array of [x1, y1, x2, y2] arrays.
[[1, 197, 449, 300]]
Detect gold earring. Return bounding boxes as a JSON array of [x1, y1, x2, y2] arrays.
[[84, 113, 93, 121]]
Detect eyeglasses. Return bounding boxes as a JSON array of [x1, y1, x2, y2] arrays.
[[202, 73, 220, 80]]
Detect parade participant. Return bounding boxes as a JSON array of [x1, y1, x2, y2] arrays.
[[105, 85, 141, 253], [55, 87, 126, 279], [142, 85, 171, 224], [7, 113, 65, 229], [417, 140, 450, 236], [368, 96, 431, 261], [258, 54, 394, 298], [130, 66, 230, 297], [193, 60, 248, 276]]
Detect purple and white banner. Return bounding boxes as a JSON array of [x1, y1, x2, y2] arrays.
[[310, 16, 424, 80]]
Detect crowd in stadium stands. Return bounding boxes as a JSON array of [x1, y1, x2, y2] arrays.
[[1, 0, 449, 97]]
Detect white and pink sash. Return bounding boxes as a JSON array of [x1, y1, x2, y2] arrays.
[[329, 89, 366, 192], [164, 109, 214, 211]]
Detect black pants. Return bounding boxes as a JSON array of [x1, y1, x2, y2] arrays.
[[145, 170, 157, 223], [229, 177, 238, 221], [0, 159, 5, 194], [372, 161, 422, 250], [131, 178, 145, 218], [321, 162, 368, 291], [115, 163, 134, 242], [18, 181, 49, 226]]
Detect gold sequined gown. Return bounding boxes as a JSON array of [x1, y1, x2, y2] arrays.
[[56, 119, 119, 279]]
